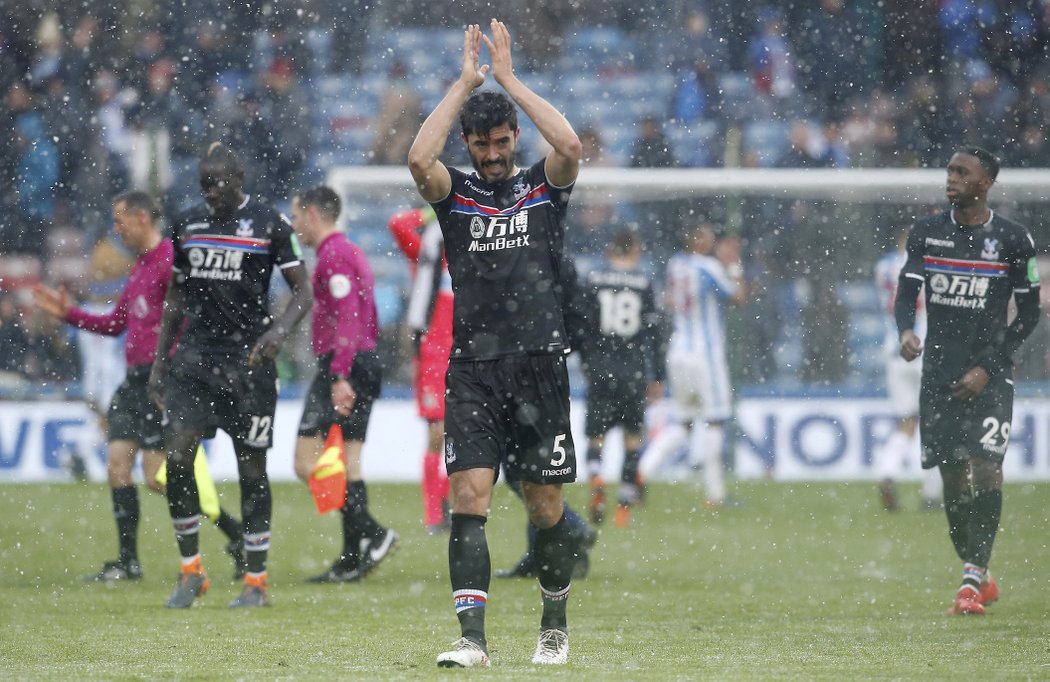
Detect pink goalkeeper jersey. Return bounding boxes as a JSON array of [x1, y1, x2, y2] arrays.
[[64, 239, 173, 368], [311, 232, 378, 376]]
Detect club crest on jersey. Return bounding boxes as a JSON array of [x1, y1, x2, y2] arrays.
[[470, 216, 485, 239], [236, 218, 255, 237], [512, 179, 531, 201], [981, 238, 999, 260], [132, 294, 150, 319], [329, 273, 352, 299]]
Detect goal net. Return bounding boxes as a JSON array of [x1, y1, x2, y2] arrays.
[[327, 165, 1050, 394]]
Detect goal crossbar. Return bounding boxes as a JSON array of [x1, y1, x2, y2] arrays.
[[327, 166, 1050, 203]]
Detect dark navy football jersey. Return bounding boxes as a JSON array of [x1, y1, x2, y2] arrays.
[[432, 160, 574, 360], [575, 262, 663, 383], [171, 195, 303, 352], [899, 210, 1039, 385]]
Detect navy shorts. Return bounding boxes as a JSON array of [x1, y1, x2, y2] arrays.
[[920, 374, 1014, 468], [298, 351, 382, 441], [108, 365, 165, 449], [444, 354, 576, 485], [163, 347, 278, 449], [584, 370, 647, 439]]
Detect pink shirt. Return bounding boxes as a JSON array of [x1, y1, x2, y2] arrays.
[[311, 232, 378, 376], [65, 239, 173, 368]]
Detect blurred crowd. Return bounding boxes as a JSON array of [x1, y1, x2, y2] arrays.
[[2, 0, 1050, 397]]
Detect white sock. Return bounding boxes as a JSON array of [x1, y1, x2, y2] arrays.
[[699, 423, 726, 503], [639, 422, 688, 479], [873, 430, 910, 481]]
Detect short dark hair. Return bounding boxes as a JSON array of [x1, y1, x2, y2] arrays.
[[199, 142, 245, 179], [610, 228, 639, 255], [459, 90, 518, 138], [690, 222, 723, 242], [297, 185, 341, 221], [957, 146, 1000, 181], [113, 190, 161, 221]]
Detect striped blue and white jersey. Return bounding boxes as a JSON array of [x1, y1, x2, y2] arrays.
[[665, 252, 738, 359]]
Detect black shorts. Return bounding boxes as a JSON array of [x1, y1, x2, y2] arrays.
[[920, 374, 1014, 468], [163, 347, 278, 449], [298, 351, 382, 441], [444, 354, 576, 484], [107, 365, 165, 449], [584, 370, 646, 439]]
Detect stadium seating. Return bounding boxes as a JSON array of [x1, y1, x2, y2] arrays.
[[666, 119, 722, 167], [716, 72, 763, 122], [559, 26, 640, 75], [742, 119, 791, 167], [0, 255, 42, 292], [837, 280, 887, 388]]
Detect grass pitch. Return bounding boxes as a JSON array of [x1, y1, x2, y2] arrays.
[[1, 479, 1049, 680]]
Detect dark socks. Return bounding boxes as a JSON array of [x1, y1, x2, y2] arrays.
[[534, 513, 574, 630], [339, 490, 361, 568], [167, 465, 201, 558], [112, 485, 139, 562], [586, 449, 602, 476], [562, 503, 590, 543], [944, 489, 973, 562], [240, 475, 272, 574], [621, 446, 640, 487], [967, 488, 1003, 569], [347, 480, 384, 541], [526, 503, 589, 559], [213, 509, 241, 543], [449, 513, 490, 647]]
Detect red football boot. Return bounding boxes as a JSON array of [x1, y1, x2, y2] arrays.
[[978, 574, 999, 605], [947, 586, 985, 616]]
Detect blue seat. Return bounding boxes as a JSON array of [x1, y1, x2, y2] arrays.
[[742, 119, 790, 167], [666, 120, 722, 167], [560, 27, 639, 73], [363, 28, 461, 77], [717, 72, 759, 121]]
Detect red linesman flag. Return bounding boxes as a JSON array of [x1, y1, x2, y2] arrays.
[[308, 424, 347, 514]]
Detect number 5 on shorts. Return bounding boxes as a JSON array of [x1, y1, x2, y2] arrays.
[[550, 434, 567, 467]]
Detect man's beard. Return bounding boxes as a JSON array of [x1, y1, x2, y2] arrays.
[[472, 156, 512, 180]]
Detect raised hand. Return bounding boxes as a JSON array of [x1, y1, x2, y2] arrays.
[[482, 19, 514, 85], [460, 23, 489, 90]]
